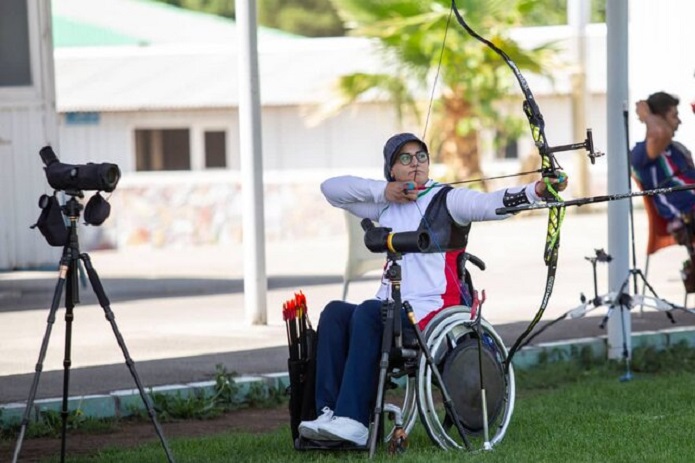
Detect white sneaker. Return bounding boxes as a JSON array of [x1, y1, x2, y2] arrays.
[[298, 407, 334, 441], [317, 416, 369, 447]]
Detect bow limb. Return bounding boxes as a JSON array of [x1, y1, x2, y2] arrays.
[[449, 0, 565, 368]]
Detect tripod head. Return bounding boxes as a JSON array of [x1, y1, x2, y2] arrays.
[[584, 248, 613, 265], [62, 190, 85, 218], [360, 218, 432, 289], [33, 148, 118, 248], [33, 187, 113, 248], [580, 248, 613, 306]]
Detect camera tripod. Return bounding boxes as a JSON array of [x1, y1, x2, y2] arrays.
[[519, 246, 691, 380], [12, 192, 174, 463], [367, 248, 473, 457]]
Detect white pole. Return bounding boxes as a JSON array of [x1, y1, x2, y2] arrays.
[[235, 0, 268, 325], [568, 0, 590, 201], [605, 0, 630, 359]]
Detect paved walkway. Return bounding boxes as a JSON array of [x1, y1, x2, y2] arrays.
[[2, 207, 695, 404]]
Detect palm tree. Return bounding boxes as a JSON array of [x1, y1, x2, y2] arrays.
[[330, 0, 557, 188]]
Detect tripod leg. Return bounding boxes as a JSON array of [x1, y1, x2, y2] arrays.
[[59, 256, 80, 462], [639, 257, 651, 316], [629, 268, 676, 323], [618, 301, 633, 382], [12, 260, 69, 463], [80, 254, 176, 463], [610, 274, 633, 382], [367, 301, 395, 459]]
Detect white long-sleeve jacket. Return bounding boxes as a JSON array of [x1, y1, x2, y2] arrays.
[[321, 176, 542, 322]]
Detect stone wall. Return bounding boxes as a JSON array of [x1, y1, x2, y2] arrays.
[[83, 170, 363, 250]]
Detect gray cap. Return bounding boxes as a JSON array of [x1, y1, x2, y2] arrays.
[[382, 132, 428, 181]]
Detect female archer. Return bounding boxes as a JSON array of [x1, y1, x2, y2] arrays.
[[297, 132, 568, 446]]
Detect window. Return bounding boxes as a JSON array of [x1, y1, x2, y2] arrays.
[[135, 129, 191, 171], [499, 140, 519, 160], [0, 0, 32, 86], [204, 131, 226, 168], [495, 132, 519, 160]]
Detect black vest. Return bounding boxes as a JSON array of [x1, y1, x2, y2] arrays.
[[416, 186, 471, 253]]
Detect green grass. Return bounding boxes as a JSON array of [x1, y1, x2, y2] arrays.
[[27, 345, 695, 462]]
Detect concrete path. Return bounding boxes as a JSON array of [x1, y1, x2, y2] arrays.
[[2, 207, 694, 404]]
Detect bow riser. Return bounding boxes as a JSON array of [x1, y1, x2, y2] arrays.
[[450, 0, 568, 368]]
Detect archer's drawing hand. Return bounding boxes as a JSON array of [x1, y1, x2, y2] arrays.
[[385, 181, 418, 203]]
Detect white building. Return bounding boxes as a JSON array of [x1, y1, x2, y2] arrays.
[[1, 0, 60, 270], [4, 0, 695, 269]]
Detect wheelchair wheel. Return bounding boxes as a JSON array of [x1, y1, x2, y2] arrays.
[[415, 306, 515, 450]]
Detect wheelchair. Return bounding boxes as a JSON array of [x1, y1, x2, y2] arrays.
[[377, 256, 515, 454], [291, 247, 515, 456]]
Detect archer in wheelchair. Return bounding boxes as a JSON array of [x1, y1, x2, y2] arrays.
[[290, 132, 568, 455]]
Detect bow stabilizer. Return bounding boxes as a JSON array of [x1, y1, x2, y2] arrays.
[[496, 182, 695, 215]]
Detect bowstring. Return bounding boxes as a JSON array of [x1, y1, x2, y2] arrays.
[[414, 6, 470, 306], [422, 7, 453, 142], [417, 168, 544, 189]]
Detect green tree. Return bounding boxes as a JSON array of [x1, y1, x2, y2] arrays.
[[330, 0, 558, 185], [153, 0, 235, 19], [520, 0, 606, 26], [154, 0, 346, 37], [259, 0, 345, 37]]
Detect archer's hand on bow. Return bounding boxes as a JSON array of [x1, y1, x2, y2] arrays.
[[385, 181, 419, 203], [534, 174, 568, 200]]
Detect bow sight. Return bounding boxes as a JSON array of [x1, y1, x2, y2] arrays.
[[544, 128, 604, 165]]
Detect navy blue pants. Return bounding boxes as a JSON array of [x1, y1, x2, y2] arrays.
[[314, 299, 413, 427]]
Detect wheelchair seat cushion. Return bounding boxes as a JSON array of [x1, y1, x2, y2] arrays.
[[441, 336, 505, 434]]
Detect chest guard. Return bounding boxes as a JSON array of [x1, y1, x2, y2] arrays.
[[417, 186, 471, 253]]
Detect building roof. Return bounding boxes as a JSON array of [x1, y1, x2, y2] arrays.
[[52, 0, 296, 48], [55, 37, 386, 111], [53, 0, 386, 111], [53, 15, 144, 47], [52, 0, 607, 112]]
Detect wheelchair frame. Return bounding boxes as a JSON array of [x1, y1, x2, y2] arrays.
[[370, 249, 515, 456], [290, 246, 515, 456]]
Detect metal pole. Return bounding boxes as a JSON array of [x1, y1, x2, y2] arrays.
[[605, 0, 630, 360], [235, 0, 268, 324], [568, 0, 591, 202]]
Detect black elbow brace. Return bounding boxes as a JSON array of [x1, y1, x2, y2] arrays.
[[502, 189, 531, 209]]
